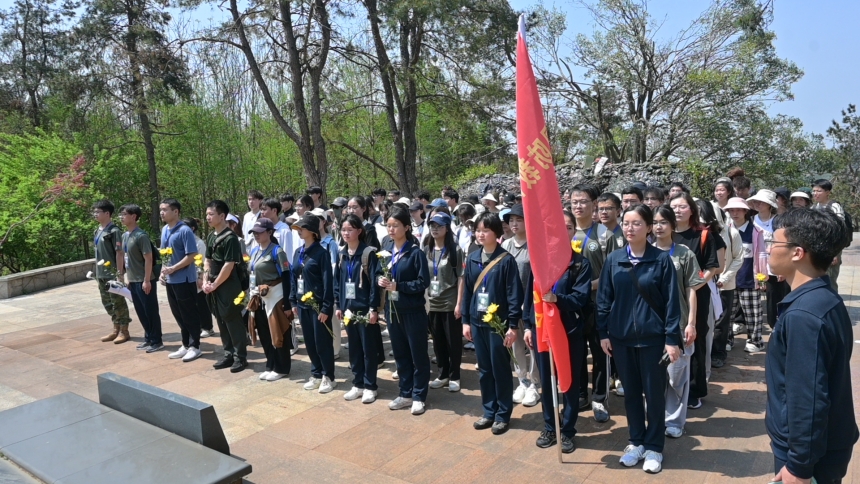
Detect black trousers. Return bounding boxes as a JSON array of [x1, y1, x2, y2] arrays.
[[535, 330, 583, 437], [128, 281, 162, 346], [166, 282, 201, 349], [195, 289, 213, 332], [689, 285, 711, 400], [773, 445, 852, 484], [711, 289, 734, 361], [428, 311, 462, 381], [298, 306, 335, 379], [613, 343, 667, 452], [253, 305, 291, 375], [580, 318, 608, 402], [346, 315, 380, 391], [766, 277, 790, 329]]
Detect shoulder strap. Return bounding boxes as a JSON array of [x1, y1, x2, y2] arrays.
[[473, 252, 509, 293], [700, 228, 709, 252]]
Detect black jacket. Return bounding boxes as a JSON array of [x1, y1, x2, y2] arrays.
[[523, 251, 592, 335], [382, 240, 430, 312], [461, 245, 523, 329], [333, 242, 381, 312], [289, 242, 334, 316]]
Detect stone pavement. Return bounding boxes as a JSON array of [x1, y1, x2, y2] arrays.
[[1, 240, 859, 484]]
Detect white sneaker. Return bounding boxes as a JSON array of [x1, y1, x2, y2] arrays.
[[334, 352, 341, 360], [265, 372, 287, 382], [381, 329, 390, 337], [732, 323, 745, 335], [388, 396, 413, 410], [522, 384, 540, 407], [319, 376, 336, 394], [619, 444, 645, 467], [642, 450, 663, 473], [615, 379, 625, 396], [182, 347, 202, 362], [448, 380, 461, 392], [665, 426, 683, 438], [745, 342, 763, 353], [290, 347, 299, 356], [259, 371, 272, 380], [513, 382, 528, 403], [429, 378, 449, 389], [392, 370, 399, 380], [344, 386, 363, 401], [362, 389, 377, 404], [726, 343, 733, 352], [200, 329, 212, 338], [411, 400, 425, 415], [303, 377, 321, 390], [168, 346, 188, 359]]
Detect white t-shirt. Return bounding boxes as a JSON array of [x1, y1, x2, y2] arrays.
[[273, 221, 294, 266], [243, 210, 261, 249], [753, 215, 774, 240]]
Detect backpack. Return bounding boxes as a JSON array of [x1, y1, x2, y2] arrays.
[[843, 211, 854, 248], [249, 244, 284, 278], [338, 246, 378, 289], [213, 230, 250, 290], [149, 239, 162, 279]]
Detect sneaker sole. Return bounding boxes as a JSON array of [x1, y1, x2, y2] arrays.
[[146, 346, 164, 353], [182, 353, 202, 363]]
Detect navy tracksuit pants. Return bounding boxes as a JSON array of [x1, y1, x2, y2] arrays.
[[346, 317, 380, 391], [387, 308, 430, 402], [535, 331, 584, 437], [299, 307, 335, 379], [472, 323, 514, 423], [612, 343, 667, 452]]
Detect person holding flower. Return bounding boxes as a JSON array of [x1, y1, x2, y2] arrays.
[[722, 197, 767, 354], [335, 214, 382, 403], [204, 200, 247, 372], [247, 218, 293, 381], [378, 205, 431, 415], [462, 212, 524, 435], [522, 238, 593, 453], [597, 204, 681, 473], [184, 217, 215, 339], [289, 213, 336, 394], [92, 199, 132, 344]]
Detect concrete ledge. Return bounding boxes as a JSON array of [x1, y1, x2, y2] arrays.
[[0, 259, 94, 299]]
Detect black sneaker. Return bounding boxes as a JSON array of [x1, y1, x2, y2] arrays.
[[213, 357, 234, 370], [473, 417, 493, 430], [136, 342, 150, 350], [578, 396, 590, 411], [146, 343, 164, 353], [491, 421, 509, 435], [560, 435, 575, 454], [711, 358, 725, 368], [230, 359, 248, 373], [536, 430, 557, 448], [687, 398, 703, 409]]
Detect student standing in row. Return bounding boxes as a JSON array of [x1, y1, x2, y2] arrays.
[[290, 214, 336, 393], [462, 212, 523, 435], [160, 198, 203, 362], [425, 213, 465, 393], [93, 200, 132, 344], [597, 205, 681, 474], [204, 200, 247, 372], [119, 204, 163, 352], [379, 206, 431, 415], [185, 217, 215, 339], [336, 215, 382, 404]]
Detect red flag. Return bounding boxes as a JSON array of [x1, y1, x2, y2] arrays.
[[516, 15, 574, 392]]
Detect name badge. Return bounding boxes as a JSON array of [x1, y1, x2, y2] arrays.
[[429, 279, 441, 297], [297, 277, 304, 294], [249, 272, 257, 289], [345, 282, 356, 299], [477, 292, 489, 312]]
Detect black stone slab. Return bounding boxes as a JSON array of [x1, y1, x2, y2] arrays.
[[0, 393, 110, 448], [96, 372, 230, 455], [55, 433, 250, 484]]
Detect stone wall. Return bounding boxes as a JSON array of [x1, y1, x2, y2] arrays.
[[0, 259, 94, 299]]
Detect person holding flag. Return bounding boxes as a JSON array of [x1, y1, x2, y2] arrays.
[[523, 247, 592, 452]]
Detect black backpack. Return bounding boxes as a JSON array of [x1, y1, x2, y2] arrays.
[[843, 211, 854, 248]]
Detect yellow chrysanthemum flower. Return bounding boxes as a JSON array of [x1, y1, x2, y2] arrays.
[[194, 254, 203, 261], [233, 291, 245, 305], [103, 261, 111, 268], [243, 255, 251, 263], [301, 291, 314, 302], [572, 240, 583, 254], [755, 273, 767, 282], [482, 313, 493, 323], [487, 303, 499, 314]]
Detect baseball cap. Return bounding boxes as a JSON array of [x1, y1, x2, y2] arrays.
[[248, 218, 274, 233]]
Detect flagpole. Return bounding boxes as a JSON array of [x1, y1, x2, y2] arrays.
[[548, 343, 563, 463]]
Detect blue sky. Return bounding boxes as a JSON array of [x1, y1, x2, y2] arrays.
[[512, 0, 860, 137]]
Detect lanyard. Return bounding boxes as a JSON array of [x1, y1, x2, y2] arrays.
[[298, 246, 306, 269], [626, 244, 641, 264], [574, 224, 595, 247], [392, 243, 408, 279], [346, 252, 355, 281], [669, 242, 676, 256], [477, 260, 489, 289], [251, 244, 272, 272], [433, 247, 447, 277]]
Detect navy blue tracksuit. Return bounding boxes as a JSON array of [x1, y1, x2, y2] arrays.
[[384, 241, 431, 401], [766, 277, 858, 483], [462, 245, 524, 423], [524, 252, 592, 437], [289, 242, 335, 379], [334, 243, 382, 391], [596, 244, 681, 453]]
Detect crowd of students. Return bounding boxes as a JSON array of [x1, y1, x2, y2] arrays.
[[88, 169, 852, 476]]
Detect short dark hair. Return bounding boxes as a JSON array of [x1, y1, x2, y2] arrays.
[[160, 198, 181, 212], [247, 190, 264, 200], [475, 212, 503, 238], [670, 181, 689, 193], [307, 186, 323, 195], [263, 198, 281, 214], [643, 187, 665, 202], [387, 189, 401, 197], [571, 184, 599, 201], [732, 176, 751, 191], [298, 194, 314, 210], [443, 189, 459, 203], [119, 204, 141, 221], [279, 193, 295, 203], [206, 199, 230, 216], [812, 179, 833, 191], [414, 190, 431, 202], [621, 186, 644, 201], [596, 192, 621, 209], [93, 199, 115, 215], [781, 208, 847, 272], [372, 188, 387, 197]]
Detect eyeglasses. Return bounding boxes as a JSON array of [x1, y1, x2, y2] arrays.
[[653, 220, 671, 227], [765, 241, 800, 250], [597, 207, 617, 213], [621, 221, 645, 228], [570, 200, 591, 207]]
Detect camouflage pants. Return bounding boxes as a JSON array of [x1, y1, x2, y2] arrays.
[[97, 278, 132, 326]]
